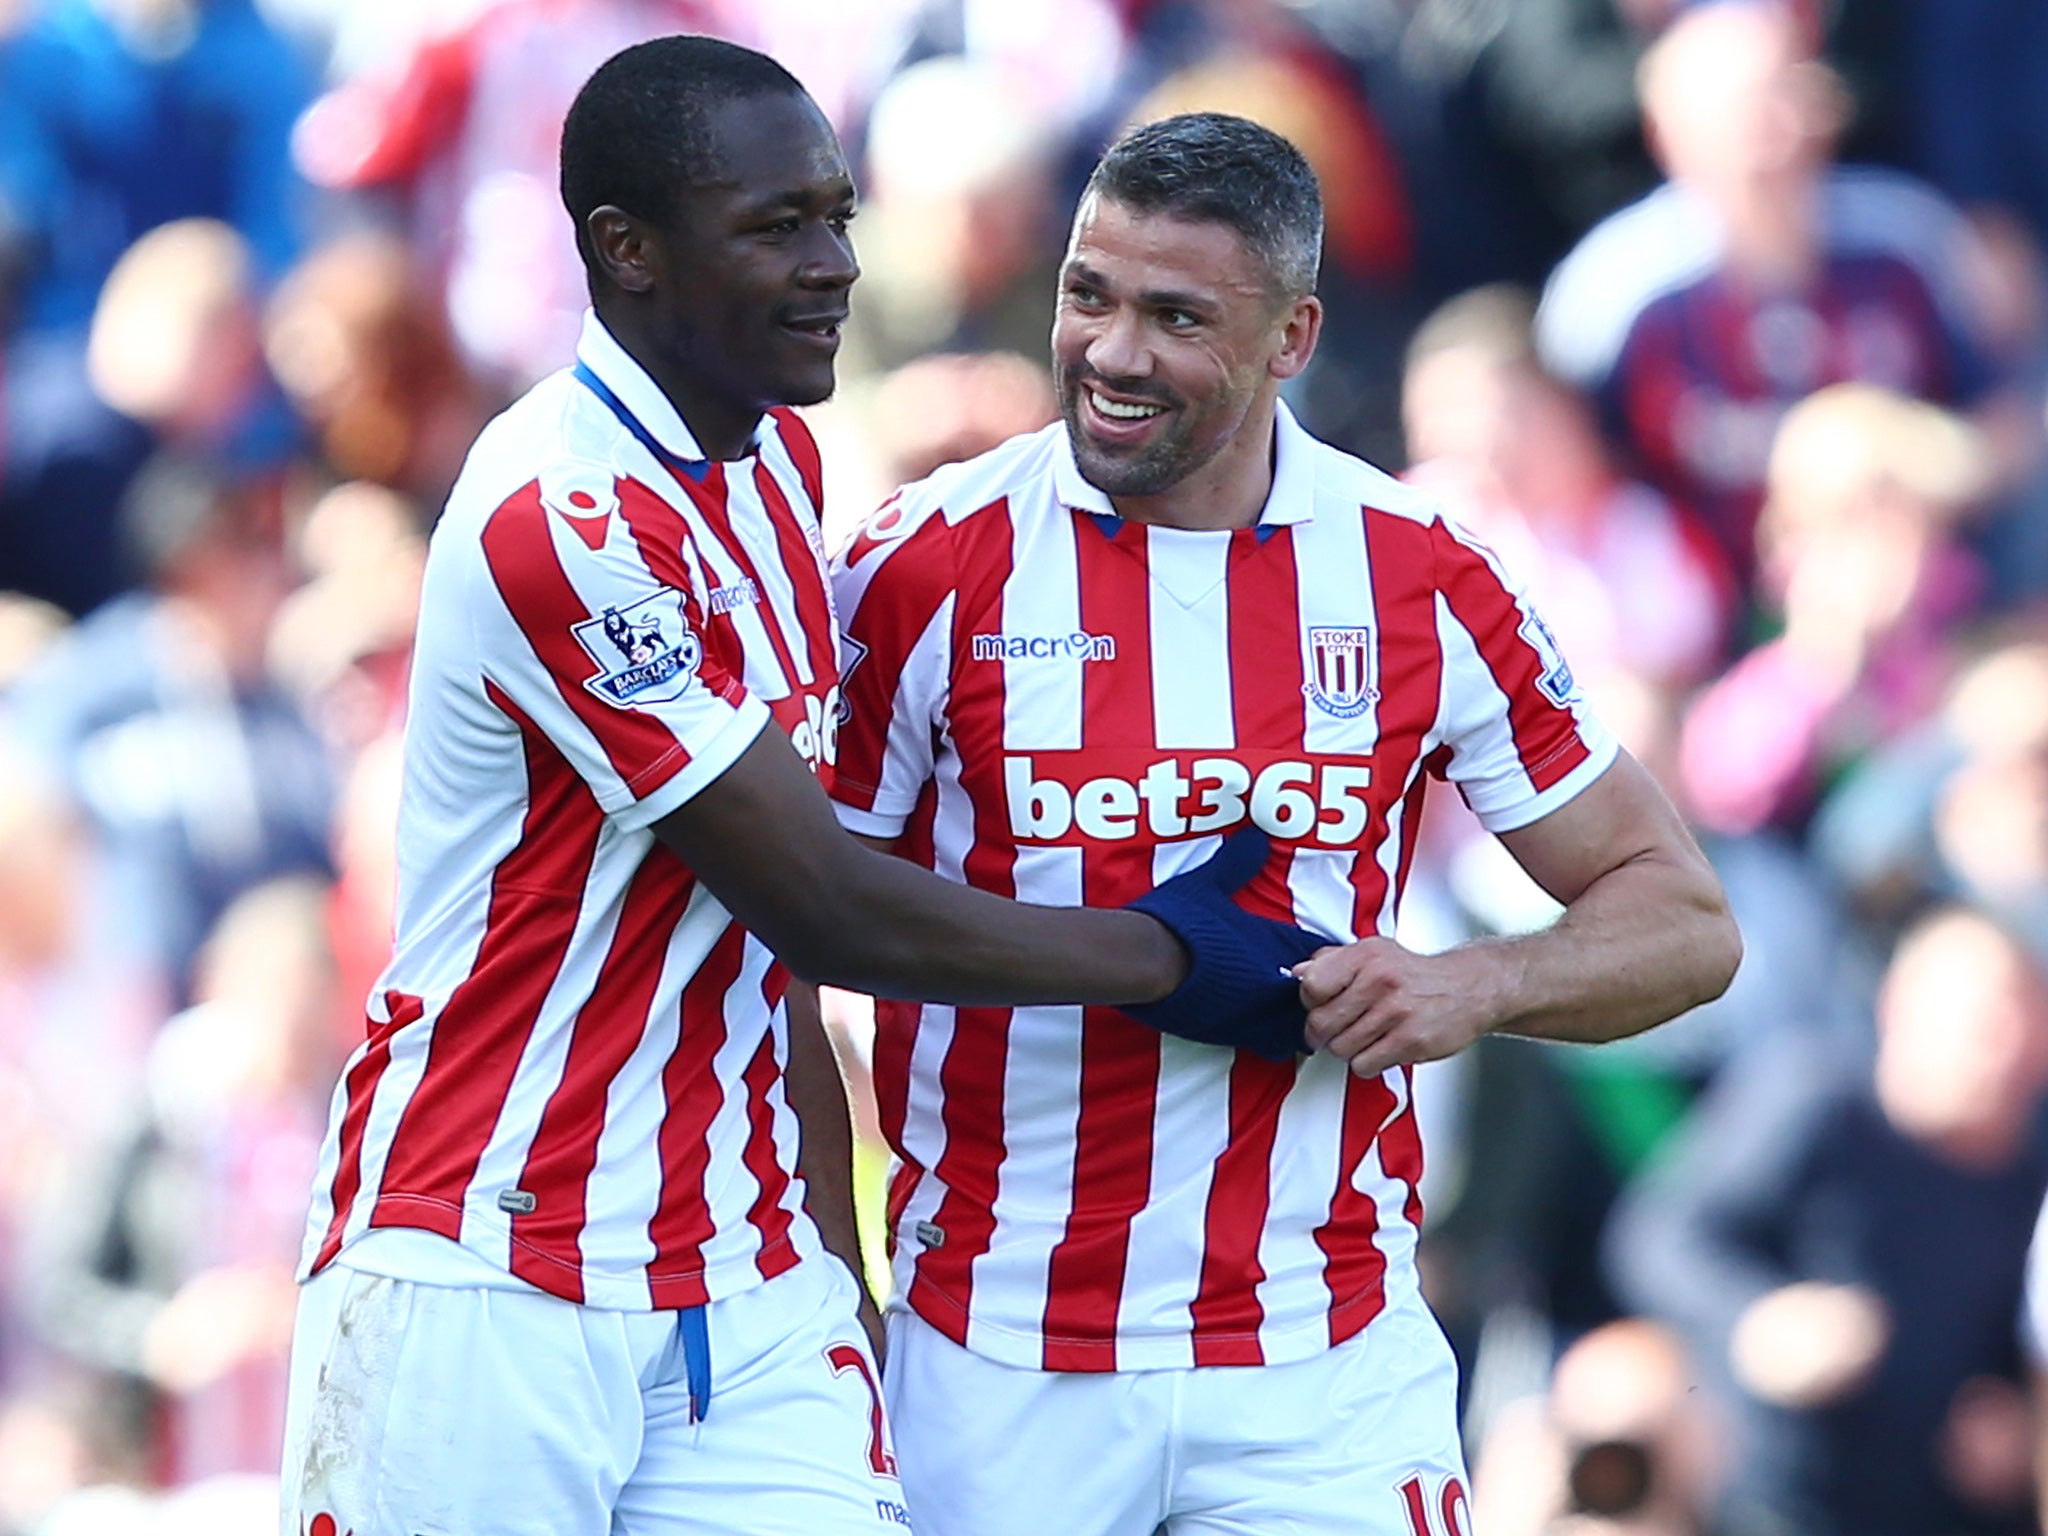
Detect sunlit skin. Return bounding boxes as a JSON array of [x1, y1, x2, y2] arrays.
[[583, 91, 859, 460], [1052, 193, 1320, 529]]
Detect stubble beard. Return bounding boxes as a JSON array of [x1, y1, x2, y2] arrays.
[[1058, 373, 1210, 499]]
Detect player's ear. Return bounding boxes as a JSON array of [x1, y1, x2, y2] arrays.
[[587, 205, 660, 296], [1270, 293, 1322, 382]]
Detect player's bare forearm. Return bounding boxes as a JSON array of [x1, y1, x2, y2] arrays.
[[783, 982, 884, 1359], [653, 727, 1185, 1005], [1301, 752, 1740, 1076]]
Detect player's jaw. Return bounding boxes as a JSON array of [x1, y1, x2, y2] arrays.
[[1058, 362, 1203, 496], [766, 299, 850, 402]]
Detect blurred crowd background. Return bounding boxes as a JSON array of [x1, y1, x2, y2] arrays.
[[3, 0, 2048, 1531]]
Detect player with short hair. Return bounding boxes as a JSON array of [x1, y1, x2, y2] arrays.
[[830, 112, 1741, 1536], [279, 44, 1326, 1536]]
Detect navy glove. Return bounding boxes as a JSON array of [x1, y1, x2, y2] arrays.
[[1121, 827, 1333, 1062]]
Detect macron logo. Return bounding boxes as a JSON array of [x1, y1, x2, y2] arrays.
[[971, 631, 1117, 663]]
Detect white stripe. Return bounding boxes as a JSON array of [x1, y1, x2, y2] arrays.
[[724, 463, 818, 690], [577, 885, 738, 1287], [1145, 529, 1233, 748]]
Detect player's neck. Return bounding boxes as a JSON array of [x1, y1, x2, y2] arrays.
[[1108, 406, 1278, 532], [601, 308, 764, 462]]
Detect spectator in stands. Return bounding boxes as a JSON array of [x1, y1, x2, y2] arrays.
[[1810, 635, 2048, 949], [0, 0, 311, 340], [1609, 905, 2048, 1536], [28, 877, 339, 1487], [290, 0, 745, 391], [5, 453, 333, 995], [1679, 383, 1986, 839], [1535, 0, 2019, 591], [262, 232, 488, 504], [1471, 1317, 1725, 1536], [1403, 282, 1731, 698], [0, 218, 300, 616]]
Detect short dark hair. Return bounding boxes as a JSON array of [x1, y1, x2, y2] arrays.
[[1085, 112, 1323, 298], [560, 36, 805, 261]]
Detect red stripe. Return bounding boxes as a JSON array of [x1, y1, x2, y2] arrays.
[[505, 844, 695, 1298], [1225, 525, 1305, 920], [613, 476, 698, 591], [872, 788, 939, 1257], [646, 922, 749, 1308], [675, 464, 808, 698], [768, 406, 825, 515], [1314, 1070, 1397, 1345], [310, 989, 422, 1270], [480, 482, 693, 792], [752, 459, 840, 687], [902, 502, 1019, 1342], [1040, 515, 1160, 1372], [370, 686, 601, 1240], [1381, 1065, 1426, 1232], [1352, 507, 1446, 940], [1187, 1055, 1297, 1364], [1432, 518, 1591, 792], [738, 963, 800, 1277], [833, 510, 957, 812], [1181, 527, 1312, 1362], [612, 476, 752, 714]]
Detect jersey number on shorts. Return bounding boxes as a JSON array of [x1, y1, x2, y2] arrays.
[[825, 1344, 899, 1479], [1397, 1473, 1470, 1536]]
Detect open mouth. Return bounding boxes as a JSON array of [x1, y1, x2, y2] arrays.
[[1081, 384, 1171, 440], [779, 313, 847, 347]]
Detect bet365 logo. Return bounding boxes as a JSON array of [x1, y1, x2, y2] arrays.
[[775, 685, 843, 773]]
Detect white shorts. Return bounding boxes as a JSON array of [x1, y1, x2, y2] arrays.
[[883, 1293, 1469, 1536], [279, 1253, 908, 1536]]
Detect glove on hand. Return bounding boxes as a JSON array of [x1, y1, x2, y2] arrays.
[[1121, 827, 1332, 1062]]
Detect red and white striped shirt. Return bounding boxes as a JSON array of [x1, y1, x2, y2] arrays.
[[299, 312, 842, 1311], [830, 404, 1614, 1371]]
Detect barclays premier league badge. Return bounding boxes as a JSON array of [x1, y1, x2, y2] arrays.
[[574, 590, 703, 707]]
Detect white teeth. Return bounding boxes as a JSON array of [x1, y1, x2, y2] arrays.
[[1090, 390, 1164, 421]]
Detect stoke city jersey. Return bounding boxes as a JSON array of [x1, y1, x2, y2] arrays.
[[828, 404, 1615, 1371], [299, 312, 842, 1311], [1536, 166, 1996, 577]]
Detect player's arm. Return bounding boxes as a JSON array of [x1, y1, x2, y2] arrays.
[[1299, 750, 1739, 1077], [652, 726, 1190, 1005], [783, 979, 884, 1360]]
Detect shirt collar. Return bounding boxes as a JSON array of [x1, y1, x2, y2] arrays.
[[575, 309, 766, 463], [1050, 397, 1317, 529]]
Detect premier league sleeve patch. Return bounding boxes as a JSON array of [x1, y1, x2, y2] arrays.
[[572, 589, 704, 707]]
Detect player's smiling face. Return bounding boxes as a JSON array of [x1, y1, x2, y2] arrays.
[[1053, 194, 1313, 507], [641, 90, 858, 452]]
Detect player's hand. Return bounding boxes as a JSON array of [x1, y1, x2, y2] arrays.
[[1295, 938, 1511, 1078], [1121, 828, 1332, 1062], [1730, 1280, 1889, 1408], [141, 1263, 301, 1392]]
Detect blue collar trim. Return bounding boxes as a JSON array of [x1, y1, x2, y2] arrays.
[[572, 360, 710, 483]]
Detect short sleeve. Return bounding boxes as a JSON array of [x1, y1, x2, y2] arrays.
[[471, 467, 768, 832], [1428, 516, 1617, 832], [828, 496, 958, 840]]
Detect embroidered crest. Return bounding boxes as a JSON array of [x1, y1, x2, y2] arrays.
[[1302, 626, 1379, 718]]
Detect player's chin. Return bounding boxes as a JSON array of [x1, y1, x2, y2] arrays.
[[769, 359, 840, 408]]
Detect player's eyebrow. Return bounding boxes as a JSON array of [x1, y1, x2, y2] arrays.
[[735, 177, 858, 217]]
